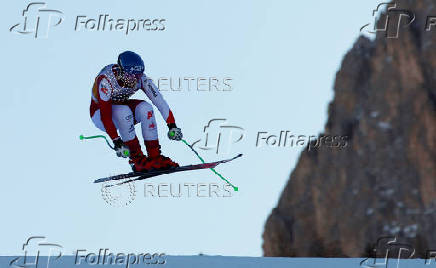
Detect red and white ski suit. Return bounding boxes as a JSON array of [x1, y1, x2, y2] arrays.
[[90, 64, 176, 143]]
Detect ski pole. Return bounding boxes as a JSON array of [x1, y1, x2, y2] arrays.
[[173, 134, 239, 191], [79, 134, 130, 157]]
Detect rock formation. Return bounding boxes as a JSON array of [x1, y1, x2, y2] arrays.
[[263, 0, 436, 257]]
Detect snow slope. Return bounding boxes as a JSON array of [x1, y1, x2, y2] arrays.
[[1, 255, 431, 268]]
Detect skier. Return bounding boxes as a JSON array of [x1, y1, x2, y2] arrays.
[[90, 51, 183, 172]]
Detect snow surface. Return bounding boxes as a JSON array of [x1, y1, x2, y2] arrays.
[[1, 255, 432, 268]]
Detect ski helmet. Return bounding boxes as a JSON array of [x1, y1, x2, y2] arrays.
[[117, 51, 145, 75]]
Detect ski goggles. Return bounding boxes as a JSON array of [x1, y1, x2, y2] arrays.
[[123, 65, 144, 75], [121, 65, 144, 82]]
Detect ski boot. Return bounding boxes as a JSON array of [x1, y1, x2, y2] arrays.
[[144, 140, 179, 170], [124, 137, 153, 172]]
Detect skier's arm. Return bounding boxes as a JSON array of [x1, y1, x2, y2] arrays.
[[97, 77, 119, 140], [141, 76, 176, 126]]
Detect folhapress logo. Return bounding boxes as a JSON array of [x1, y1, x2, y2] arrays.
[[10, 2, 167, 38], [192, 119, 245, 155], [9, 236, 63, 268], [10, 2, 63, 39], [359, 2, 436, 39]]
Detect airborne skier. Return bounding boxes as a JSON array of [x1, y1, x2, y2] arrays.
[[90, 51, 182, 172]]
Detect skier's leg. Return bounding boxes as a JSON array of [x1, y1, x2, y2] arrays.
[[112, 105, 157, 171], [130, 100, 159, 141], [128, 99, 179, 168], [126, 100, 158, 155], [111, 105, 136, 141], [91, 106, 149, 171], [91, 105, 135, 142]]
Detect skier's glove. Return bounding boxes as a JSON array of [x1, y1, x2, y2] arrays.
[[167, 123, 183, 141], [113, 137, 130, 158]]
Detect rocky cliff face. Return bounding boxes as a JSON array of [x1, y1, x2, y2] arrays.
[[263, 0, 436, 257]]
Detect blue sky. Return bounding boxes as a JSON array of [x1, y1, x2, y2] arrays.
[[1, 0, 381, 256]]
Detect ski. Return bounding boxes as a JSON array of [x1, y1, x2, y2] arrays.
[[94, 153, 242, 184]]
